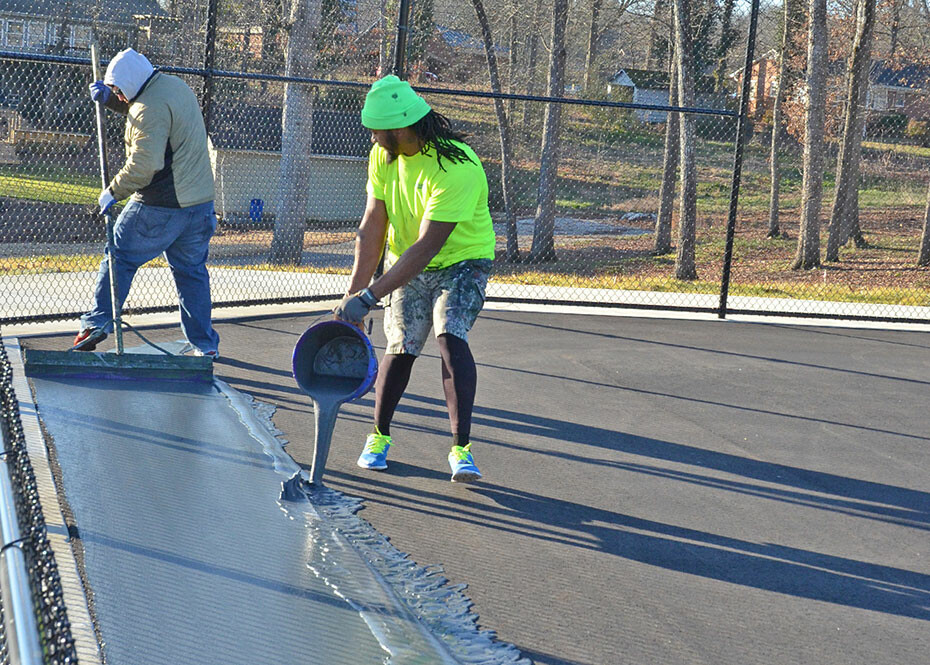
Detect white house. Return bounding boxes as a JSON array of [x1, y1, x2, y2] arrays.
[[866, 62, 930, 120], [607, 68, 723, 122], [209, 103, 369, 224]]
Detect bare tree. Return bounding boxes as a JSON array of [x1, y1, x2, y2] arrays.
[[584, 0, 643, 94], [672, 0, 698, 280], [713, 0, 738, 92], [768, 0, 795, 239], [521, 0, 545, 125], [791, 0, 828, 271], [470, 0, 520, 260], [508, 9, 518, 118], [269, 0, 321, 265], [919, 179, 930, 265], [647, 0, 671, 70], [825, 0, 876, 262], [379, 0, 396, 75], [889, 0, 902, 57], [528, 0, 570, 262], [655, 50, 679, 255], [583, 0, 604, 95], [524, 0, 545, 95]]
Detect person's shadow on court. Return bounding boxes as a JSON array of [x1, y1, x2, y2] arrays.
[[470, 482, 930, 621]]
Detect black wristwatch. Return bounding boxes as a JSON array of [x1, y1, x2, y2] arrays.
[[358, 287, 378, 307]]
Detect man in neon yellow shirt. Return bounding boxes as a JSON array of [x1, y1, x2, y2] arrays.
[[333, 76, 495, 483]]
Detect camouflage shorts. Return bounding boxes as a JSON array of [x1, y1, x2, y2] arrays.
[[383, 258, 492, 356]]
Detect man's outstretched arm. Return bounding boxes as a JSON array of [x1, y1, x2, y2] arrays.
[[346, 195, 390, 295]]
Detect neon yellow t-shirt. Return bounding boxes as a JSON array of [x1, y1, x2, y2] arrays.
[[366, 140, 495, 271]]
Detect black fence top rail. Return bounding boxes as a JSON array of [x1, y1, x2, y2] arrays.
[[0, 50, 739, 119]]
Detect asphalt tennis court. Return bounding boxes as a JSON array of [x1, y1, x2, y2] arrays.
[[14, 307, 930, 665]]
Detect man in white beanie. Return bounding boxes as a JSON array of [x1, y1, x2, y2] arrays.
[[74, 48, 220, 357]]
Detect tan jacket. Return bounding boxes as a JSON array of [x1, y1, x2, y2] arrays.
[[109, 72, 214, 208]]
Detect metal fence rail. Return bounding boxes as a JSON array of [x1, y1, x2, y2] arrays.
[[0, 335, 78, 664], [0, 0, 927, 327]]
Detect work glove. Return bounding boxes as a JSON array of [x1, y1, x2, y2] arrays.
[[98, 188, 116, 215], [333, 288, 378, 326], [89, 81, 111, 104]]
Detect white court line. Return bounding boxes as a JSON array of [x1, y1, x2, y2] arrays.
[[6, 296, 930, 338]]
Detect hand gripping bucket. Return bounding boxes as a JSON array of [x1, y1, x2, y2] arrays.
[[292, 320, 378, 484]]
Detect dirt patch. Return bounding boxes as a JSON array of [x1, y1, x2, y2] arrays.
[[493, 209, 930, 297]]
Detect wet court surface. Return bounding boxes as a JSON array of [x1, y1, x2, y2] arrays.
[[27, 375, 480, 664], [15, 309, 930, 665]]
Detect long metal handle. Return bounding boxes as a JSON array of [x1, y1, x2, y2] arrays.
[[91, 42, 123, 354], [0, 460, 43, 665]]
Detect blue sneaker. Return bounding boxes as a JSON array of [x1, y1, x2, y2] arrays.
[[448, 443, 481, 483], [357, 432, 391, 470]]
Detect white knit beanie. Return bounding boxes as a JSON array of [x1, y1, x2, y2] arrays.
[[103, 48, 154, 101]]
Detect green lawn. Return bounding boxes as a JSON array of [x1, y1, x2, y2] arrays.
[[0, 165, 97, 205]]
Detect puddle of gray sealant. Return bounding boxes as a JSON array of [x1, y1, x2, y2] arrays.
[[29, 365, 530, 665], [31, 375, 391, 665], [221, 382, 533, 665]]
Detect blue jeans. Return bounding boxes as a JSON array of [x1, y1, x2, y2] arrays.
[[81, 200, 220, 354]]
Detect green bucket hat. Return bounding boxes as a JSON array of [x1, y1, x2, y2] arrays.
[[361, 75, 432, 130]]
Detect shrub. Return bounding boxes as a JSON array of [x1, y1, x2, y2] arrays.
[[865, 112, 908, 140], [904, 118, 930, 147], [315, 85, 366, 112]]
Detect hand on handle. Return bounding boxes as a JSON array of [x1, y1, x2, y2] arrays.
[[333, 288, 378, 326], [98, 188, 116, 215], [89, 81, 111, 104]]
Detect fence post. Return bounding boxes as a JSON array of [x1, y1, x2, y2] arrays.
[[202, 0, 219, 136], [718, 0, 761, 319], [392, 0, 412, 79]]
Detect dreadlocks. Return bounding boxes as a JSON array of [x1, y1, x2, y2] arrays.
[[410, 110, 475, 171]]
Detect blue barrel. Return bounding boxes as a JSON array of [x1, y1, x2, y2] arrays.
[[249, 198, 263, 224]]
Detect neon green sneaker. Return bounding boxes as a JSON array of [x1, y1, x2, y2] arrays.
[[448, 443, 481, 483], [357, 431, 392, 470]]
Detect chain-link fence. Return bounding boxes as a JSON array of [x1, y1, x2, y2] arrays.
[[0, 333, 79, 664], [0, 0, 928, 327]]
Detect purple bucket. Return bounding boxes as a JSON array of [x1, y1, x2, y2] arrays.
[[292, 320, 378, 404]]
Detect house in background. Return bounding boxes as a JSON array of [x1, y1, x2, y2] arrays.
[[208, 102, 370, 224], [0, 0, 165, 57], [606, 68, 721, 123], [866, 62, 930, 120], [730, 55, 930, 125], [727, 49, 779, 119]]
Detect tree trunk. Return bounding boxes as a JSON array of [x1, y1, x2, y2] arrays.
[[791, 0, 828, 271], [646, 0, 670, 70], [890, 0, 901, 57], [528, 0, 569, 263], [672, 0, 698, 280], [713, 0, 737, 93], [269, 0, 320, 265], [508, 11, 518, 118], [825, 0, 875, 262], [583, 0, 603, 95], [919, 179, 930, 266], [655, 53, 679, 255], [471, 0, 520, 261], [379, 0, 391, 75], [768, 0, 793, 239], [753, 59, 768, 121], [521, 0, 545, 125]]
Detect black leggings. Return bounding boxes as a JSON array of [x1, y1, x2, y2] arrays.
[[374, 333, 477, 443]]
